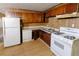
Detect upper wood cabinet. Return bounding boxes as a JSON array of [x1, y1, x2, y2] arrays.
[[46, 3, 77, 17], [32, 13, 42, 23], [22, 13, 45, 23], [55, 5, 65, 15], [46, 9, 55, 17], [4, 8, 46, 23], [22, 13, 33, 23], [46, 4, 66, 17], [65, 3, 77, 13]]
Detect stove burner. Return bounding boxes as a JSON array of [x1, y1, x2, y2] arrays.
[[53, 32, 64, 35], [64, 36, 76, 40]]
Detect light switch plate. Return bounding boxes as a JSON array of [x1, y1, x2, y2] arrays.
[[72, 24, 75, 28]]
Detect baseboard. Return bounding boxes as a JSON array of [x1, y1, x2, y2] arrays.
[[50, 48, 58, 56], [23, 39, 33, 43], [38, 38, 49, 48]]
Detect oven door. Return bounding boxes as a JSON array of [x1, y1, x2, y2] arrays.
[[51, 35, 65, 56]]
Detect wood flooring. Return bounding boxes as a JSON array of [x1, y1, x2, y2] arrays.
[[0, 39, 55, 56]]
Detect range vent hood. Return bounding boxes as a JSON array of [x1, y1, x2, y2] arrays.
[[56, 12, 79, 19]]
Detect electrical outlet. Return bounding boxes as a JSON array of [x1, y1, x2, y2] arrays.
[[72, 24, 75, 28]]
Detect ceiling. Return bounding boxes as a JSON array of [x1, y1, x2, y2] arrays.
[[0, 3, 59, 11]]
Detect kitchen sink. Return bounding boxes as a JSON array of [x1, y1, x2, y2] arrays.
[[41, 28, 55, 33]]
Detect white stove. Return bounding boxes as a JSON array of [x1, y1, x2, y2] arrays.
[[50, 27, 79, 56]]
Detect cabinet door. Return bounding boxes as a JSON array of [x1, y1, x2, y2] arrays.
[[39, 30, 51, 46], [39, 13, 44, 22], [46, 4, 77, 17], [42, 13, 48, 23], [65, 3, 77, 13], [42, 32, 50, 46], [22, 13, 33, 23], [22, 13, 43, 23], [46, 5, 66, 17], [45, 33, 50, 46], [39, 31, 45, 40], [22, 13, 28, 23], [23, 30, 32, 42], [55, 5, 65, 15], [46, 8, 55, 17], [28, 13, 33, 22], [39, 30, 43, 39], [49, 9, 56, 17], [32, 30, 39, 40], [32, 13, 37, 22], [33, 13, 43, 23]]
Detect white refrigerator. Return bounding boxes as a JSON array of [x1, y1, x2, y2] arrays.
[[2, 17, 21, 47]]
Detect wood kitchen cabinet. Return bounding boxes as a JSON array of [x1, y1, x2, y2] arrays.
[[43, 32, 50, 46], [46, 3, 77, 17], [32, 13, 43, 23], [46, 9, 55, 17], [39, 30, 43, 39], [32, 30, 39, 40], [39, 30, 51, 46], [32, 30, 51, 46], [46, 10, 52, 17], [13, 12, 22, 17], [46, 4, 66, 17], [43, 13, 48, 23], [22, 13, 33, 23], [19, 12, 45, 23], [5, 8, 46, 24], [55, 3, 77, 15], [65, 3, 77, 14], [55, 5, 65, 15]]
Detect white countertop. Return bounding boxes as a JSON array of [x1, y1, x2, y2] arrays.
[[23, 26, 59, 31], [22, 26, 59, 34]]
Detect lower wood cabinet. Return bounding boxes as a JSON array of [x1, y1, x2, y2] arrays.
[[39, 30, 51, 46], [32, 30, 39, 40], [32, 30, 51, 46]]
